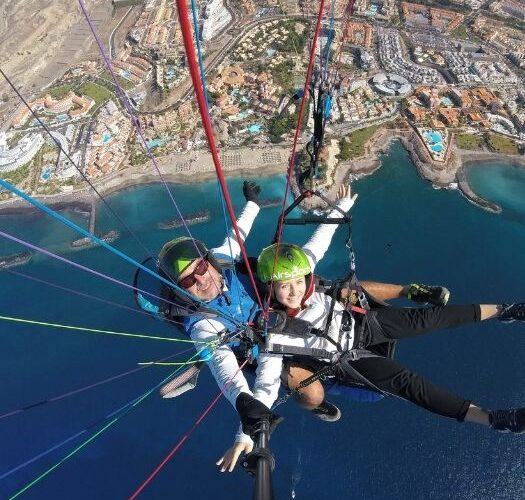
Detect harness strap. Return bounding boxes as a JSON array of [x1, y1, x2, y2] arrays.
[[266, 343, 334, 360], [335, 350, 388, 396]]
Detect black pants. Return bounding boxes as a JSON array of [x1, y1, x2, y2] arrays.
[[341, 305, 481, 421]]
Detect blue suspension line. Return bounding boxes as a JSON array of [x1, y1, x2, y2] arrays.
[[0, 178, 241, 325], [189, 0, 245, 308], [323, 0, 337, 83], [190, 0, 210, 106]]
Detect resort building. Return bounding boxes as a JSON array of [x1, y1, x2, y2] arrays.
[[344, 22, 373, 48], [401, 3, 464, 33], [0, 133, 45, 172], [372, 73, 412, 97], [12, 92, 95, 128], [201, 0, 232, 42]]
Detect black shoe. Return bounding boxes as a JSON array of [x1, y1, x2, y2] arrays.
[[489, 408, 525, 433], [498, 303, 525, 323], [407, 284, 450, 306], [310, 400, 341, 422]]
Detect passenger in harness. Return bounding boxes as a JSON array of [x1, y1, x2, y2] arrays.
[[248, 242, 525, 449], [152, 181, 451, 472]]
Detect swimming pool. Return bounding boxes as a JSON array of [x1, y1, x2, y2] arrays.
[[248, 124, 262, 134], [424, 131, 443, 144], [102, 133, 112, 145], [40, 167, 52, 181], [146, 138, 167, 149], [430, 143, 443, 153]]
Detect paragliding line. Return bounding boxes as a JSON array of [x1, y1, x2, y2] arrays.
[[5, 268, 186, 328], [128, 358, 250, 499], [0, 314, 209, 344], [0, 67, 157, 261], [77, 0, 215, 281], [5, 352, 201, 497], [0, 223, 241, 326], [175, 0, 264, 311], [0, 347, 198, 421]]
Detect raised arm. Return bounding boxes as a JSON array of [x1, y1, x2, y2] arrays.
[[302, 184, 357, 272], [212, 181, 261, 262]]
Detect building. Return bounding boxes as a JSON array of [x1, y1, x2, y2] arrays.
[[345, 22, 373, 48], [372, 73, 412, 96], [201, 0, 232, 41], [0, 133, 45, 172], [12, 92, 95, 128]]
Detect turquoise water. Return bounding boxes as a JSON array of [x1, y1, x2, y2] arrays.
[[431, 143, 443, 152], [146, 138, 167, 149], [102, 133, 112, 145], [1, 142, 525, 499], [441, 97, 453, 107], [248, 123, 262, 134], [467, 163, 525, 221], [424, 130, 443, 144], [40, 167, 51, 181]]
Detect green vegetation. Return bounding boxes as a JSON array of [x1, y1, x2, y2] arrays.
[[455, 133, 484, 151], [487, 134, 518, 155], [271, 62, 295, 93], [451, 25, 470, 41], [78, 82, 113, 108], [41, 143, 57, 155], [267, 105, 309, 143], [275, 20, 308, 53], [100, 70, 134, 90], [0, 161, 33, 185], [338, 125, 380, 160], [267, 113, 297, 143], [47, 84, 74, 99], [451, 24, 484, 44], [112, 0, 143, 7], [129, 150, 148, 166], [6, 132, 23, 148]]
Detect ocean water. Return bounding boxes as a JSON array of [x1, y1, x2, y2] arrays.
[[467, 163, 525, 224], [1, 141, 525, 499]]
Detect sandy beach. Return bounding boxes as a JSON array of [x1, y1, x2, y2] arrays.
[[1, 131, 524, 216]]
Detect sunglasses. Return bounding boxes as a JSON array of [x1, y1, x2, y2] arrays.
[[178, 258, 209, 289]]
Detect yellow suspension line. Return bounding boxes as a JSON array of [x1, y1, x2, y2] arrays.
[[0, 314, 211, 344]]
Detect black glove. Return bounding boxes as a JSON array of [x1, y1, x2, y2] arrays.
[[236, 392, 282, 439], [243, 180, 261, 206]]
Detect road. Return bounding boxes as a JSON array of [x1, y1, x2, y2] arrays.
[[109, 6, 134, 59], [141, 13, 312, 114]]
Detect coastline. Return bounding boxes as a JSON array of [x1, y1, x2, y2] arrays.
[[1, 133, 524, 216]]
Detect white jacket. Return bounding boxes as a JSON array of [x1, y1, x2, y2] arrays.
[[189, 196, 356, 444]]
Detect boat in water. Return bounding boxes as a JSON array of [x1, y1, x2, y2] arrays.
[[158, 210, 210, 230], [0, 251, 32, 269], [71, 230, 120, 249]]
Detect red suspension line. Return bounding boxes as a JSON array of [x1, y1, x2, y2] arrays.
[[175, 0, 264, 311], [128, 359, 249, 499], [269, 0, 327, 307]]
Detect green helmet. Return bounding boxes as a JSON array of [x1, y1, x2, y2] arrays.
[[257, 243, 311, 283], [158, 237, 211, 282]]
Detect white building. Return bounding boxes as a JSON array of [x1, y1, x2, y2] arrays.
[[0, 133, 45, 172], [201, 0, 231, 42]]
